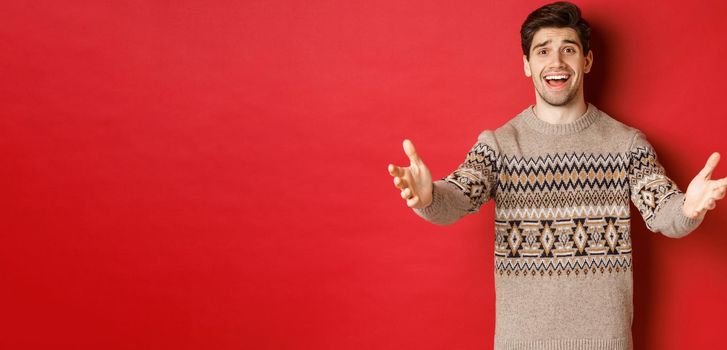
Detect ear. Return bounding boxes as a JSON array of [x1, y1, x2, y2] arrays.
[[584, 50, 593, 74], [523, 55, 532, 77]]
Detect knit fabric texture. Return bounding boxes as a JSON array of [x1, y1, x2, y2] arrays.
[[413, 103, 703, 350]]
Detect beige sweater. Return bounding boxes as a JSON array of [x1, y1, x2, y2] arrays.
[[414, 103, 703, 350]]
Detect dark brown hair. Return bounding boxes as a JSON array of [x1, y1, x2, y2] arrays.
[[521, 2, 591, 60]]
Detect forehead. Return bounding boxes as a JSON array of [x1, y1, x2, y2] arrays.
[[531, 27, 581, 48]]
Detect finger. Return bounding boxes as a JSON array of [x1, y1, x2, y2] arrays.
[[406, 196, 420, 208], [388, 164, 403, 177], [403, 139, 421, 164], [393, 176, 409, 189], [714, 183, 726, 193], [707, 200, 716, 210], [716, 188, 726, 200], [400, 188, 412, 200], [699, 152, 720, 179]]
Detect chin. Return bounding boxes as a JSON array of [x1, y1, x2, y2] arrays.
[[544, 97, 574, 106], [539, 89, 578, 107]]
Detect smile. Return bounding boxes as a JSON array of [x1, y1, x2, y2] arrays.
[[543, 73, 570, 90]]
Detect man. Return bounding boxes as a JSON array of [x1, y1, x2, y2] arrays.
[[387, 2, 727, 349]]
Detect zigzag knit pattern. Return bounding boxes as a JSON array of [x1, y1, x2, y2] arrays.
[[447, 150, 635, 276], [628, 145, 681, 231], [444, 142, 498, 212]]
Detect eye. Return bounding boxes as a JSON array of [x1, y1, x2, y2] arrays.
[[563, 47, 576, 54], [537, 49, 548, 55]]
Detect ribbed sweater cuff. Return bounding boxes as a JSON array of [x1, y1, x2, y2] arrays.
[[674, 196, 705, 231], [412, 181, 470, 225], [413, 181, 448, 224], [657, 193, 704, 238]]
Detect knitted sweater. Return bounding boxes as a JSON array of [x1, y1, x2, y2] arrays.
[[414, 103, 703, 350]]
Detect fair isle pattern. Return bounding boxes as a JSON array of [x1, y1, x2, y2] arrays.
[[443, 142, 498, 212], [496, 153, 629, 191], [494, 217, 632, 276], [494, 190, 631, 222], [629, 145, 680, 231], [443, 148, 647, 276], [495, 217, 633, 257], [494, 152, 634, 276], [495, 200, 630, 220], [494, 255, 632, 277], [437, 128, 690, 277], [493, 152, 635, 275]]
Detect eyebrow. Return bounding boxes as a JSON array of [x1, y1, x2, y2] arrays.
[[532, 40, 551, 51], [562, 39, 582, 48], [531, 38, 582, 51]]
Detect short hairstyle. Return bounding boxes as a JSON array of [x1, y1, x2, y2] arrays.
[[521, 2, 591, 60]]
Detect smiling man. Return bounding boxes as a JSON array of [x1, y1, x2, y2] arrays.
[[526, 27, 591, 112], [387, 2, 727, 349]]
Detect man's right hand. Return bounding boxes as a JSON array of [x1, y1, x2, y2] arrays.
[[387, 139, 433, 209]]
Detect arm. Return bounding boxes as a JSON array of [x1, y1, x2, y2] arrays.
[[387, 131, 500, 225], [627, 131, 726, 238]]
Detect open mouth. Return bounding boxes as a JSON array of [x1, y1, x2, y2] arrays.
[[543, 73, 570, 89]]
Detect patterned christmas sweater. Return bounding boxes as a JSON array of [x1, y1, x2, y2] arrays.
[[414, 103, 703, 350]]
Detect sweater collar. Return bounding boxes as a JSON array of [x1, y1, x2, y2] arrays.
[[520, 103, 600, 135]]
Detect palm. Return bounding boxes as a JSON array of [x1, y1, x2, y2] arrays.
[[402, 154, 433, 205], [388, 140, 433, 209]]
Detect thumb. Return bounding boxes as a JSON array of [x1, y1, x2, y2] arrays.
[[403, 139, 421, 164], [699, 152, 720, 179]]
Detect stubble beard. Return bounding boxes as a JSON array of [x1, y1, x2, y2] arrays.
[[536, 81, 579, 107]]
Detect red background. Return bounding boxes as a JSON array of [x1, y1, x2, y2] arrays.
[[2, 1, 726, 349]]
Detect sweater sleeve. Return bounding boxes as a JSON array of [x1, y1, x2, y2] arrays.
[[627, 131, 703, 238], [413, 130, 500, 225]]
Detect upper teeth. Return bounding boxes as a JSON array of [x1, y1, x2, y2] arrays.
[[545, 75, 569, 80]]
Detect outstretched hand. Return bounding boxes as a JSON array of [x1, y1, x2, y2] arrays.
[[683, 152, 727, 218], [387, 139, 433, 209]]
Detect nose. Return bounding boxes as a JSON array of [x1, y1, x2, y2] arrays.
[[550, 52, 566, 68]]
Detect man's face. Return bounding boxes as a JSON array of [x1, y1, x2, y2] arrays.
[[523, 27, 593, 107]]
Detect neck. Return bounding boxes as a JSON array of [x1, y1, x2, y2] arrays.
[[532, 96, 588, 124]]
